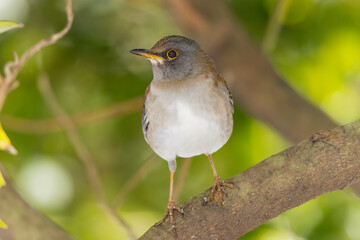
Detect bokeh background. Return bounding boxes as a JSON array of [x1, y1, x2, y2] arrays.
[[1, 0, 360, 239]]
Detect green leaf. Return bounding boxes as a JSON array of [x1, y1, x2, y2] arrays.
[[0, 170, 5, 188], [0, 20, 23, 35], [0, 218, 8, 229], [0, 123, 17, 155]]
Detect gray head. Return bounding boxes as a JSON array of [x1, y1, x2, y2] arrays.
[[130, 35, 215, 82]]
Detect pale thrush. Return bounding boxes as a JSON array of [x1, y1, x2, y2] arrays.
[[131, 35, 234, 233]]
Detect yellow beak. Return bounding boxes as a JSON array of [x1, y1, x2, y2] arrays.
[[130, 49, 165, 62]]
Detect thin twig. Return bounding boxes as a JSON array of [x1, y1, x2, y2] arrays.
[[262, 0, 290, 53], [1, 96, 143, 134], [112, 155, 158, 208], [37, 74, 137, 240], [173, 158, 192, 202], [0, 0, 74, 112]]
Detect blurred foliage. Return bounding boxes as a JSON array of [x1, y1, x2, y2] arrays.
[[0, 0, 360, 239], [0, 20, 23, 35]]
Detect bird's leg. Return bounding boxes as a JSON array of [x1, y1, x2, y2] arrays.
[[156, 170, 184, 235], [205, 154, 233, 205]]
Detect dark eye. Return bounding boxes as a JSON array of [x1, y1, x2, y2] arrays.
[[167, 49, 178, 59]]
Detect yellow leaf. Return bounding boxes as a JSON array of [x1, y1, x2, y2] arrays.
[[0, 20, 23, 35], [0, 218, 8, 229], [0, 170, 5, 188], [0, 123, 17, 155]]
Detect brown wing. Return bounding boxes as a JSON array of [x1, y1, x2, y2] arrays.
[[141, 84, 151, 142], [217, 74, 234, 114]]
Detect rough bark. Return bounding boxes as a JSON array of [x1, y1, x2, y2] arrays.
[[165, 0, 337, 143], [0, 181, 73, 240], [140, 119, 360, 240]]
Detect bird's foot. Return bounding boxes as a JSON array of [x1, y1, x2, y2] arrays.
[[204, 176, 234, 206], [156, 200, 185, 236]]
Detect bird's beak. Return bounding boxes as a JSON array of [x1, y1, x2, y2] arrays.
[[130, 49, 165, 63]]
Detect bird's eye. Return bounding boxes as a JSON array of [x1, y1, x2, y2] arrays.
[[167, 49, 178, 59]]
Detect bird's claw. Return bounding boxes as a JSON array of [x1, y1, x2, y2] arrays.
[[156, 200, 184, 237], [204, 176, 234, 205]]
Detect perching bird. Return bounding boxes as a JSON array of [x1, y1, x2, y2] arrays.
[[130, 35, 234, 232]]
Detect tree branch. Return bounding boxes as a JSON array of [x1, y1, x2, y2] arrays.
[[0, 0, 74, 112], [1, 96, 142, 134], [112, 155, 158, 208], [140, 120, 360, 239], [0, 1, 76, 239], [37, 74, 137, 240], [262, 0, 290, 53], [0, 171, 73, 240]]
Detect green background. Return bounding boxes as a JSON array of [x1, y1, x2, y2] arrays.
[[1, 0, 360, 239]]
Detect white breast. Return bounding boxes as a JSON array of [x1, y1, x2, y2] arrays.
[[145, 76, 233, 162]]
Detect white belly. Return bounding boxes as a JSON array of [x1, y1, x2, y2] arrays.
[[163, 101, 227, 158], [147, 93, 232, 161], [144, 75, 233, 162]]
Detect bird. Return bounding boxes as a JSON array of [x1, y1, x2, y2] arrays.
[[130, 35, 234, 233]]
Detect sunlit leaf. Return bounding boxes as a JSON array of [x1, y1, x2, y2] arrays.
[[0, 20, 23, 35], [0, 170, 5, 188], [0, 123, 17, 155], [0, 218, 8, 229]]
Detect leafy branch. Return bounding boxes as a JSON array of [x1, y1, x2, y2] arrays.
[[0, 0, 73, 112], [0, 0, 139, 239]]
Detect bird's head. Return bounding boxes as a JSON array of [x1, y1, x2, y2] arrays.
[[130, 35, 215, 82]]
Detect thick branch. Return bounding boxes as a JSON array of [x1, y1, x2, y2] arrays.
[[165, 0, 337, 143], [0, 180, 73, 240], [140, 119, 360, 239]]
